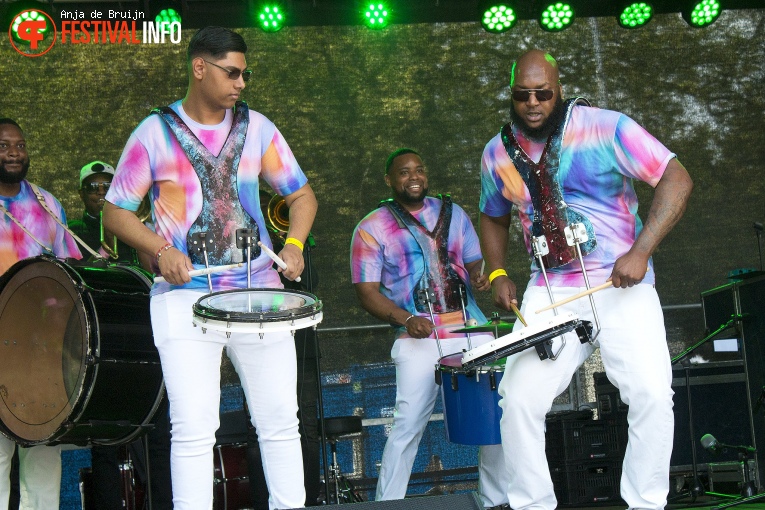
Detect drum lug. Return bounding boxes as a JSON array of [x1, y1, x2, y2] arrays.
[[226, 332, 231, 339], [202, 327, 207, 334], [489, 370, 497, 391], [434, 369, 442, 386], [86, 355, 96, 366], [63, 420, 75, 431], [450, 372, 458, 391]]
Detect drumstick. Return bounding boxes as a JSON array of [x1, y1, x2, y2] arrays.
[[257, 241, 302, 283], [534, 280, 613, 314], [153, 263, 244, 283], [510, 302, 528, 327]]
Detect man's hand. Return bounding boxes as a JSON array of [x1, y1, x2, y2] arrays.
[[156, 247, 194, 285], [467, 259, 490, 292], [277, 243, 305, 281], [405, 315, 435, 339], [491, 275, 518, 311], [610, 249, 650, 288]]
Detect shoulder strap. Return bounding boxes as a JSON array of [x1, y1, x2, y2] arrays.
[[28, 183, 102, 260]]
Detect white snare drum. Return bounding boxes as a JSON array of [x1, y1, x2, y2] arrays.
[[461, 312, 592, 369], [192, 288, 323, 335]]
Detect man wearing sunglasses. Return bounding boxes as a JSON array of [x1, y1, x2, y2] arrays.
[[68, 161, 130, 262], [479, 50, 693, 510], [103, 26, 317, 510]]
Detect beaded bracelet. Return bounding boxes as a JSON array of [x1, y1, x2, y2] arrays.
[[404, 314, 415, 325], [155, 243, 172, 261], [285, 237, 304, 251], [488, 268, 508, 284]]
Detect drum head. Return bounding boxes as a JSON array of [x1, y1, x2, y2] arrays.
[[0, 258, 89, 442], [193, 288, 322, 323]]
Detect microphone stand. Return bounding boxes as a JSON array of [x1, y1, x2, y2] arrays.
[[303, 234, 331, 506], [669, 319, 736, 503]]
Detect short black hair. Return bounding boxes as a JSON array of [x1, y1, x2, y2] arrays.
[[385, 148, 421, 175], [187, 26, 247, 62], [0, 118, 22, 131]]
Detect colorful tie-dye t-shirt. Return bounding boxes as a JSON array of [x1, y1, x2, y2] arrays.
[[480, 104, 676, 288], [1, 181, 82, 274], [106, 101, 307, 295], [351, 197, 487, 338]]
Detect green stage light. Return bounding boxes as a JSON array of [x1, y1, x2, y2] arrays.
[[155, 8, 181, 25], [258, 5, 284, 32], [481, 4, 517, 33], [364, 3, 389, 29], [539, 2, 574, 32], [619, 2, 653, 28], [684, 0, 721, 27], [11, 9, 50, 43]]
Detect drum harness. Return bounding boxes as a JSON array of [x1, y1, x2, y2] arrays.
[[498, 98, 601, 361], [382, 195, 475, 359]]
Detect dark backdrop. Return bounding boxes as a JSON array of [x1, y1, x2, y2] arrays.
[[1, 11, 764, 373]]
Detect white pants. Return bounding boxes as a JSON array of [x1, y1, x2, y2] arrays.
[[0, 435, 61, 510], [499, 284, 674, 510], [376, 334, 509, 507], [151, 289, 305, 510]]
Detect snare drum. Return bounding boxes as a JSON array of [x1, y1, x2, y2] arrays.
[[0, 256, 164, 446], [436, 353, 504, 445], [192, 288, 323, 335]]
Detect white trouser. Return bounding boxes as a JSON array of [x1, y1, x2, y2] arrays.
[[375, 334, 509, 507], [0, 435, 61, 510], [151, 289, 305, 510], [499, 284, 674, 510]]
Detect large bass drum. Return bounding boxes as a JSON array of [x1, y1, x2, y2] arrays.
[[0, 256, 164, 446]]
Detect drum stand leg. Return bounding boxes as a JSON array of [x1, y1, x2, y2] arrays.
[[457, 285, 473, 351], [142, 434, 153, 510], [531, 235, 566, 361]]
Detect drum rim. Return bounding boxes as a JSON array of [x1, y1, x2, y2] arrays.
[[192, 287, 323, 324], [0, 256, 164, 446]]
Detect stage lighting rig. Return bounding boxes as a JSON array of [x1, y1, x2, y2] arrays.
[[363, 3, 390, 29], [539, 2, 575, 32], [257, 4, 285, 32], [480, 3, 517, 33], [683, 0, 722, 27], [618, 2, 653, 28]]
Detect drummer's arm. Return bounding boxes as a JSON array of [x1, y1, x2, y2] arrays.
[[103, 201, 193, 284], [611, 158, 692, 288], [354, 282, 433, 339], [278, 184, 318, 281], [479, 212, 517, 311]]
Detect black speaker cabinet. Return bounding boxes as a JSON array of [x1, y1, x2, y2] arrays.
[[700, 275, 765, 487], [670, 361, 750, 469], [293, 493, 483, 509]]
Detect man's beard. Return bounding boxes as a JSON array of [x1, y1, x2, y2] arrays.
[[0, 160, 30, 184], [511, 96, 566, 142], [394, 186, 428, 206]]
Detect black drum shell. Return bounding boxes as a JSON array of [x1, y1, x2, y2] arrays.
[[0, 256, 163, 446]]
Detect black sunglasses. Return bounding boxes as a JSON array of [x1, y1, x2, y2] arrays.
[[203, 60, 252, 82], [512, 88, 554, 102], [83, 182, 111, 194]]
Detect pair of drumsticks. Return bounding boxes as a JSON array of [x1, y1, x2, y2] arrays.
[[480, 261, 615, 322], [154, 241, 300, 283]]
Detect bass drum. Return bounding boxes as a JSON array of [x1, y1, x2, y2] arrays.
[[0, 256, 164, 446]]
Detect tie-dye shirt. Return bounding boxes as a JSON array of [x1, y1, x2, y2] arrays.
[[1, 181, 82, 275], [351, 197, 487, 338], [106, 100, 307, 295], [480, 104, 675, 287]]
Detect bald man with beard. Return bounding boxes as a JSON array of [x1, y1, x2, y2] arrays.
[[479, 50, 693, 510]]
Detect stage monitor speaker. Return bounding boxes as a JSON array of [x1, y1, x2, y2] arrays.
[[293, 493, 483, 509]]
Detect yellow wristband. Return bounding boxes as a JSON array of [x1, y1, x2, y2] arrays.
[[284, 237, 304, 251], [488, 269, 508, 284]]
